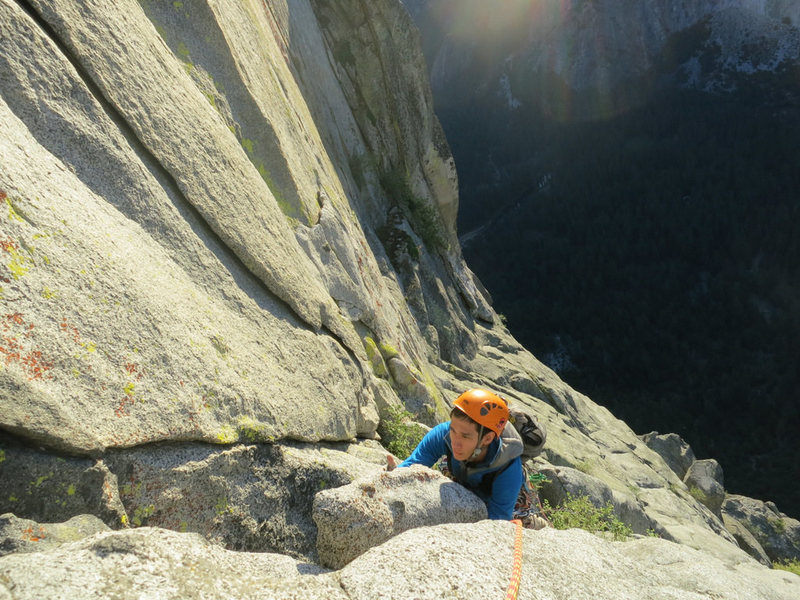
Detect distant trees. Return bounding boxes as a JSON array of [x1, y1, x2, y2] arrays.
[[462, 84, 800, 514]]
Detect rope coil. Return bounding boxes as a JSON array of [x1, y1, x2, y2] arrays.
[[504, 519, 524, 600]]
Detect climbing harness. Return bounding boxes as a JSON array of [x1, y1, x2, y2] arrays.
[[504, 519, 524, 600], [513, 470, 551, 529]]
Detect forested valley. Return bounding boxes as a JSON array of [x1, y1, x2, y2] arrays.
[[457, 75, 800, 516]]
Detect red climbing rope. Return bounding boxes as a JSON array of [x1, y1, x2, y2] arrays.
[[504, 519, 524, 600]]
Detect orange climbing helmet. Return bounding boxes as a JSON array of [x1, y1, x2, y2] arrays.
[[452, 388, 509, 436]]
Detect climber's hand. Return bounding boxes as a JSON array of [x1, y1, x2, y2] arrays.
[[386, 454, 397, 471]]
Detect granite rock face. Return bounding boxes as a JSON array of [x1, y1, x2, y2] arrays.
[[102, 440, 386, 561], [0, 0, 797, 597], [0, 438, 127, 528], [0, 526, 346, 600]]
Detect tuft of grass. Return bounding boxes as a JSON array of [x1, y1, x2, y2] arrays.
[[768, 516, 787, 534], [773, 559, 800, 576], [688, 485, 708, 504], [380, 406, 426, 460], [543, 493, 632, 541]]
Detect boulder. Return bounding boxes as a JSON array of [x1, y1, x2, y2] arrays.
[[684, 459, 726, 516], [312, 464, 486, 568], [104, 440, 385, 561], [723, 495, 800, 563], [722, 509, 772, 566], [640, 431, 697, 479], [0, 513, 108, 556]]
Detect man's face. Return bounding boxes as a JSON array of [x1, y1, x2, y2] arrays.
[[449, 417, 481, 461]]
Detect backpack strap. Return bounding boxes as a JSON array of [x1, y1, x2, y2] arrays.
[[441, 446, 513, 496]]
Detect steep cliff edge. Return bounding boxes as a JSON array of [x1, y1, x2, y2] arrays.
[[404, 0, 800, 520], [0, 0, 797, 597]]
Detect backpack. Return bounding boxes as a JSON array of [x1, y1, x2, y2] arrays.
[[508, 406, 547, 458]]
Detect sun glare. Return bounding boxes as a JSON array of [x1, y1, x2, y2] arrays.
[[426, 0, 658, 122]]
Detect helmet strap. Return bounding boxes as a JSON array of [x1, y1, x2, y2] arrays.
[[471, 425, 485, 458]]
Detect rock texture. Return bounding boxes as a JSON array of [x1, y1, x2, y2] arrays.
[[0, 436, 127, 527], [1, 520, 798, 600], [103, 440, 386, 561], [313, 464, 486, 568], [0, 526, 345, 600], [0, 0, 797, 597]]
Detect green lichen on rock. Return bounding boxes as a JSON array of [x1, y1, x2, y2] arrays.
[[688, 484, 709, 505], [377, 340, 399, 361], [417, 367, 449, 422], [216, 425, 237, 444], [363, 336, 389, 379], [5, 195, 27, 223], [216, 416, 274, 444]]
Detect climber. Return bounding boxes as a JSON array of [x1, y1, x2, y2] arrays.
[[390, 388, 525, 521]]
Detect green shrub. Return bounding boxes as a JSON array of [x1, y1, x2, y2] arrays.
[[381, 406, 426, 460], [773, 559, 800, 576], [543, 493, 632, 541], [768, 517, 787, 534], [379, 168, 448, 252]]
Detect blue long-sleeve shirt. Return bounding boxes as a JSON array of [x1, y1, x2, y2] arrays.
[[399, 422, 524, 520]]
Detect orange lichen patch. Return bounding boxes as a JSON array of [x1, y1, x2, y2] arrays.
[[58, 317, 97, 357], [125, 362, 144, 381], [0, 239, 19, 253], [59, 318, 81, 344], [21, 525, 47, 542], [115, 395, 136, 417], [0, 313, 53, 381]]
